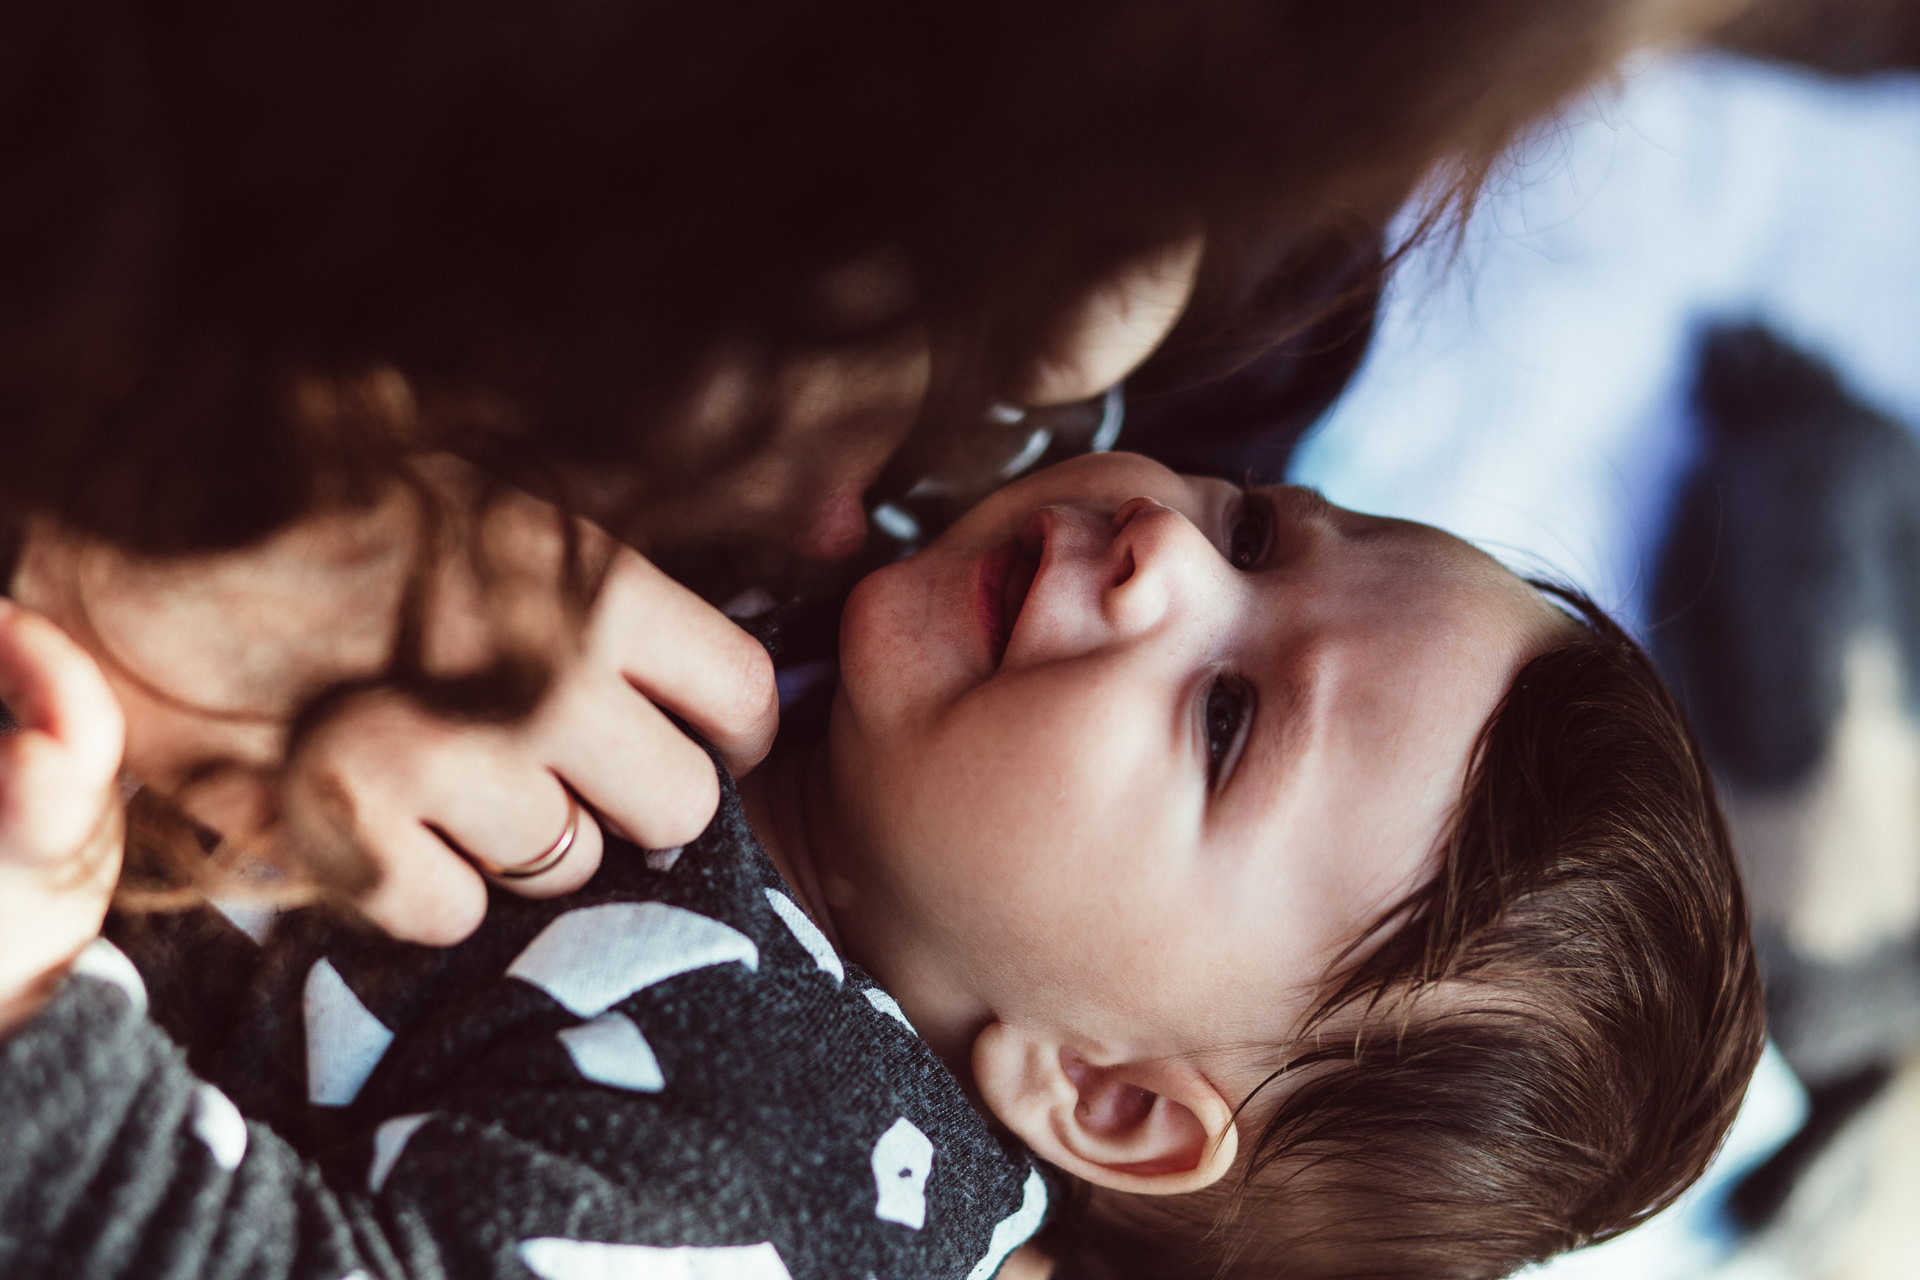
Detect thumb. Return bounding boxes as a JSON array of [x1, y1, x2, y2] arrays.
[[0, 599, 126, 865]]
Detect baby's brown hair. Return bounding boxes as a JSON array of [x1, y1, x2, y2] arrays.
[[1050, 587, 1766, 1279]]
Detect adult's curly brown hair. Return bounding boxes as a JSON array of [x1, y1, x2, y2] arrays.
[[2, 0, 1686, 559], [1045, 587, 1766, 1280], [3, 1, 1698, 900]]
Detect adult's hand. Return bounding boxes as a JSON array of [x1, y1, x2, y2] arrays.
[[280, 533, 778, 943], [11, 465, 777, 945]]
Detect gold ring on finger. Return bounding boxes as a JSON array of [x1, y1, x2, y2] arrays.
[[474, 793, 581, 881]]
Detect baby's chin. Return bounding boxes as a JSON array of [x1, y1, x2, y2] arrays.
[[831, 566, 904, 718]]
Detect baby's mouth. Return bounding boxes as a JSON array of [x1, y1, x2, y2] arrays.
[[999, 541, 1039, 663], [979, 536, 1041, 668]]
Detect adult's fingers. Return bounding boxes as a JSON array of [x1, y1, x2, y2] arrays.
[[407, 739, 606, 904], [531, 662, 722, 853], [283, 693, 605, 944], [330, 809, 492, 947], [592, 547, 778, 780]]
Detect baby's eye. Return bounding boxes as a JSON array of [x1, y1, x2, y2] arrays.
[[1227, 491, 1274, 570], [1203, 676, 1254, 788]]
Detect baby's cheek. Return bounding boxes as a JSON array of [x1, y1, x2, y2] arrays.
[[837, 565, 977, 723]]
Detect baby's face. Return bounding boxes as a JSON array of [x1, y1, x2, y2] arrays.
[[820, 452, 1569, 1064]]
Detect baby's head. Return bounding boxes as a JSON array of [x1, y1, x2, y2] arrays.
[[803, 452, 1763, 1277]]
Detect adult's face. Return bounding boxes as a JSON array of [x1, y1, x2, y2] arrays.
[[627, 238, 1206, 562]]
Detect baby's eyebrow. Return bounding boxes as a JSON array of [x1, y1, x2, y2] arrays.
[[1256, 482, 1335, 523], [1261, 482, 1401, 548], [1230, 643, 1316, 815]]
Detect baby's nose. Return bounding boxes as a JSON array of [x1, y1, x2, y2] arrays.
[[1110, 496, 1167, 529], [1102, 498, 1195, 634]]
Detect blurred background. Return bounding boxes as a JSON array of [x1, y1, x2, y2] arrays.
[[1287, 2, 1920, 1276]]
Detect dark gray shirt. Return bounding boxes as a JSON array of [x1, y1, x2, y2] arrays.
[[1, 777, 1047, 1280]]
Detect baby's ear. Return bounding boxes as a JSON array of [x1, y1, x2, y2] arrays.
[[971, 1021, 1237, 1195]]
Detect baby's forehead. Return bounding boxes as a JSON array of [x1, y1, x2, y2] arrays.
[[1348, 523, 1572, 653], [1207, 562, 1568, 1025]]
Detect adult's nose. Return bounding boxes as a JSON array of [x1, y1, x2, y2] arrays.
[[788, 483, 873, 562], [781, 411, 918, 562]]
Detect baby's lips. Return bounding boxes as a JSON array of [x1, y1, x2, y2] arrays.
[[1001, 504, 1118, 657], [976, 541, 1018, 668], [999, 545, 1041, 660]]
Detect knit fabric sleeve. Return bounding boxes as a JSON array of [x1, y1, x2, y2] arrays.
[[1, 939, 1046, 1280], [0, 960, 381, 1280], [2, 780, 1048, 1280]]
